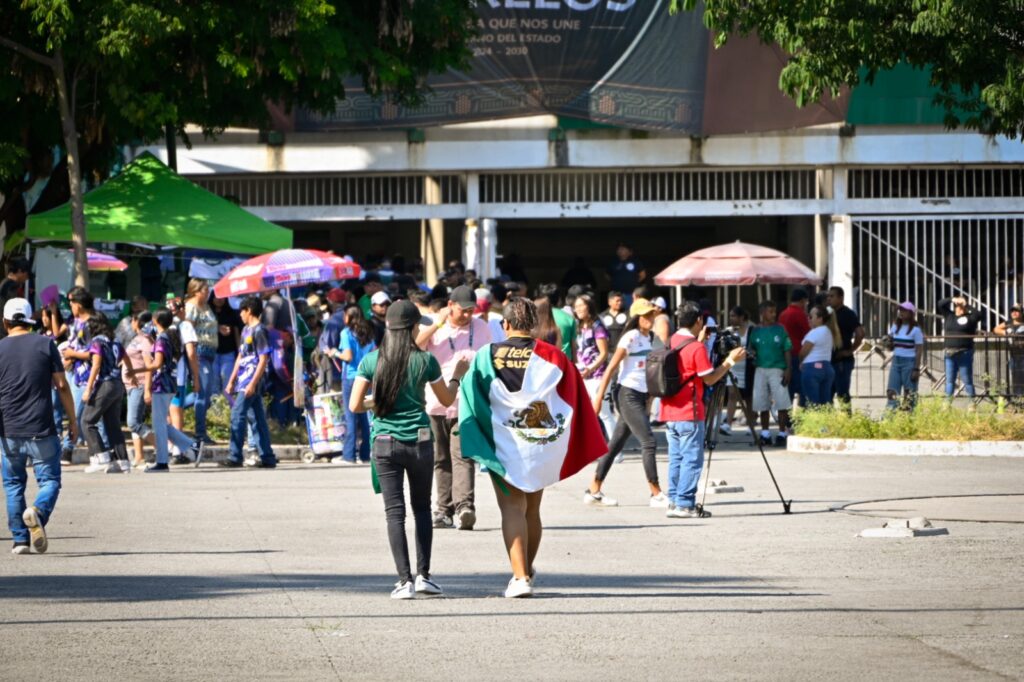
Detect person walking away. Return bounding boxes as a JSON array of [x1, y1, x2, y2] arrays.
[[337, 305, 376, 464], [316, 299, 346, 394], [81, 315, 131, 474], [747, 301, 794, 446], [825, 287, 864, 405], [938, 296, 984, 397], [661, 301, 746, 518], [0, 298, 77, 554], [416, 285, 492, 530], [799, 305, 842, 407], [886, 302, 925, 409], [537, 284, 576, 359], [349, 299, 467, 599], [221, 297, 277, 468], [721, 307, 757, 436], [584, 298, 666, 508], [458, 298, 607, 598], [166, 297, 203, 463], [993, 303, 1024, 396], [143, 309, 202, 472], [778, 289, 810, 402], [573, 293, 615, 438], [122, 311, 155, 468], [0, 258, 30, 340], [532, 297, 562, 348], [211, 294, 242, 396], [184, 279, 219, 445]]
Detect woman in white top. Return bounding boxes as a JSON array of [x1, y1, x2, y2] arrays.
[[886, 301, 925, 409], [799, 305, 842, 407], [584, 298, 666, 508]]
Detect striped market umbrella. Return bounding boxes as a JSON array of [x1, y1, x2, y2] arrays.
[[78, 250, 128, 272], [212, 249, 360, 299]]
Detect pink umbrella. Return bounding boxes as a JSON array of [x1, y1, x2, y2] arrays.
[[70, 249, 128, 272], [213, 249, 360, 299], [654, 241, 821, 286]]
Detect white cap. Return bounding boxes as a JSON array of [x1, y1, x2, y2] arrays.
[[370, 291, 392, 305], [652, 296, 668, 310], [474, 287, 493, 302], [3, 297, 33, 323]]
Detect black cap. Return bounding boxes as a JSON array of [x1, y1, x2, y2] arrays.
[[449, 285, 476, 309], [385, 300, 423, 330]]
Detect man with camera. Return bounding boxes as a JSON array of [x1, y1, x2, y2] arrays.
[[660, 302, 746, 519]]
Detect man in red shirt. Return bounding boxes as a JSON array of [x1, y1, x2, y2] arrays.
[[777, 289, 810, 401], [660, 302, 746, 518]]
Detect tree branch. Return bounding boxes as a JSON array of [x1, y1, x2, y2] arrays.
[[0, 35, 55, 69]]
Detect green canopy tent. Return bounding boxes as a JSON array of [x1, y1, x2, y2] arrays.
[[26, 152, 292, 254]]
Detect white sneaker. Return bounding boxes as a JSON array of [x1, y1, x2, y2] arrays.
[[22, 506, 47, 553], [84, 453, 111, 473], [614, 453, 625, 464], [719, 423, 733, 436], [504, 577, 534, 599], [104, 461, 123, 474], [583, 490, 618, 507], [119, 459, 132, 473], [414, 575, 443, 597], [390, 581, 415, 600], [649, 492, 670, 508]]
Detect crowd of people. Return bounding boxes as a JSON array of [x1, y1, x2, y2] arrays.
[[1, 246, 1021, 598]]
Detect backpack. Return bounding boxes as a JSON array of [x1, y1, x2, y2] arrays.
[[646, 336, 699, 398]]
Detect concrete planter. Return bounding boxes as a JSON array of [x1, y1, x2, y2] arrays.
[[787, 435, 1024, 458]]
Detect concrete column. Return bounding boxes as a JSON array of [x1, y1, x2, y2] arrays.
[[421, 176, 443, 285], [828, 214, 854, 301], [814, 168, 835, 280], [480, 218, 498, 280], [463, 218, 480, 273]]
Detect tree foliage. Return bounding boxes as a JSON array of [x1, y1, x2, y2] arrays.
[[672, 0, 1024, 139], [0, 0, 475, 280]]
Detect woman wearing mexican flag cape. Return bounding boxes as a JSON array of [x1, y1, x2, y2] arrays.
[[459, 298, 607, 598]]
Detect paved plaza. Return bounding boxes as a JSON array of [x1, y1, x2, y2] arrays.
[[1, 441, 1022, 681]]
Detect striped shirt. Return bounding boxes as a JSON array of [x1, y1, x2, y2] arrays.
[[889, 324, 924, 358]]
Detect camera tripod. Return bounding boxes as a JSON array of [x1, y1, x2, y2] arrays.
[[695, 369, 792, 516]]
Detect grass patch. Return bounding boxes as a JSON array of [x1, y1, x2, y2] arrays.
[[183, 395, 309, 446], [792, 397, 1024, 441]]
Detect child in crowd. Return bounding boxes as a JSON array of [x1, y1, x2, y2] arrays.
[[81, 315, 130, 473], [121, 311, 155, 468], [747, 301, 793, 446], [222, 296, 276, 468], [144, 309, 201, 472]]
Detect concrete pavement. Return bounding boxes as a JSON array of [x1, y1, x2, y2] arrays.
[[1, 444, 1022, 680]]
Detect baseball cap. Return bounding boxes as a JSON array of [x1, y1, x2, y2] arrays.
[[629, 298, 659, 317], [1011, 303, 1023, 312], [385, 300, 422, 330], [450, 285, 476, 310], [474, 287, 493, 303], [370, 291, 391, 306], [325, 287, 346, 304], [3, 297, 33, 324], [652, 296, 667, 310], [899, 301, 916, 313]]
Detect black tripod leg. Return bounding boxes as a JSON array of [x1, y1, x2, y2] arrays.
[[697, 383, 727, 517], [732, 371, 792, 514]]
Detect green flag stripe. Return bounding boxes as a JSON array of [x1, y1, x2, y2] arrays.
[[457, 345, 507, 479]]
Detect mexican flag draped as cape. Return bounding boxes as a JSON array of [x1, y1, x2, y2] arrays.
[[458, 340, 608, 493]]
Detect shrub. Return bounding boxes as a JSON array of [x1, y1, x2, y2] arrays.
[[184, 395, 309, 445], [791, 397, 1024, 441]]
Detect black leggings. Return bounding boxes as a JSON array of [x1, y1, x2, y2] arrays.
[[372, 434, 434, 583], [594, 386, 658, 485], [83, 381, 128, 461]]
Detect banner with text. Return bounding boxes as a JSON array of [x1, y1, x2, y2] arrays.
[[297, 0, 709, 132]]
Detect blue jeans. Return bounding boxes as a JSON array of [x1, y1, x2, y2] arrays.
[[830, 356, 854, 403], [801, 362, 835, 407], [666, 421, 705, 510], [229, 391, 275, 463], [53, 387, 69, 452], [788, 356, 802, 400], [944, 348, 976, 397], [151, 392, 195, 464], [126, 386, 152, 439], [269, 375, 299, 428], [342, 375, 370, 462], [886, 355, 919, 409], [2, 436, 61, 544], [213, 352, 236, 396], [192, 354, 216, 440]]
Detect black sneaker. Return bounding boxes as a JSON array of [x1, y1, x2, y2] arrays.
[[191, 440, 205, 468], [60, 446, 74, 465], [170, 454, 191, 466], [218, 458, 243, 468], [11, 542, 30, 555], [144, 463, 170, 473], [244, 457, 277, 469], [759, 435, 772, 447], [774, 434, 788, 448]]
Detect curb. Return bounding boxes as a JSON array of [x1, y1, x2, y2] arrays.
[[67, 444, 315, 465], [787, 435, 1024, 458]]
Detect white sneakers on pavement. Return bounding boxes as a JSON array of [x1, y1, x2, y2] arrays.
[[414, 575, 443, 597], [84, 452, 111, 474], [649, 493, 670, 508], [22, 506, 47, 553], [504, 577, 534, 599], [583, 490, 618, 507]]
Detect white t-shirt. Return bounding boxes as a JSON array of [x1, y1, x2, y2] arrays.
[[616, 329, 652, 392], [175, 320, 198, 385], [801, 326, 834, 364], [889, 323, 925, 359], [727, 325, 751, 389]]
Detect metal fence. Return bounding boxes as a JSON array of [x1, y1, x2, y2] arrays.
[[849, 334, 1024, 402]]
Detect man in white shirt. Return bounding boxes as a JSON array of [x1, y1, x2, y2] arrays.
[[417, 285, 492, 530]]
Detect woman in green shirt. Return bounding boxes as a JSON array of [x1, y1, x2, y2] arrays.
[[350, 300, 468, 600]]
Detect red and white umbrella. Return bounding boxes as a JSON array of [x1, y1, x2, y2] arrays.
[[213, 248, 361, 409], [213, 249, 360, 299], [654, 241, 821, 286], [72, 249, 128, 272]]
